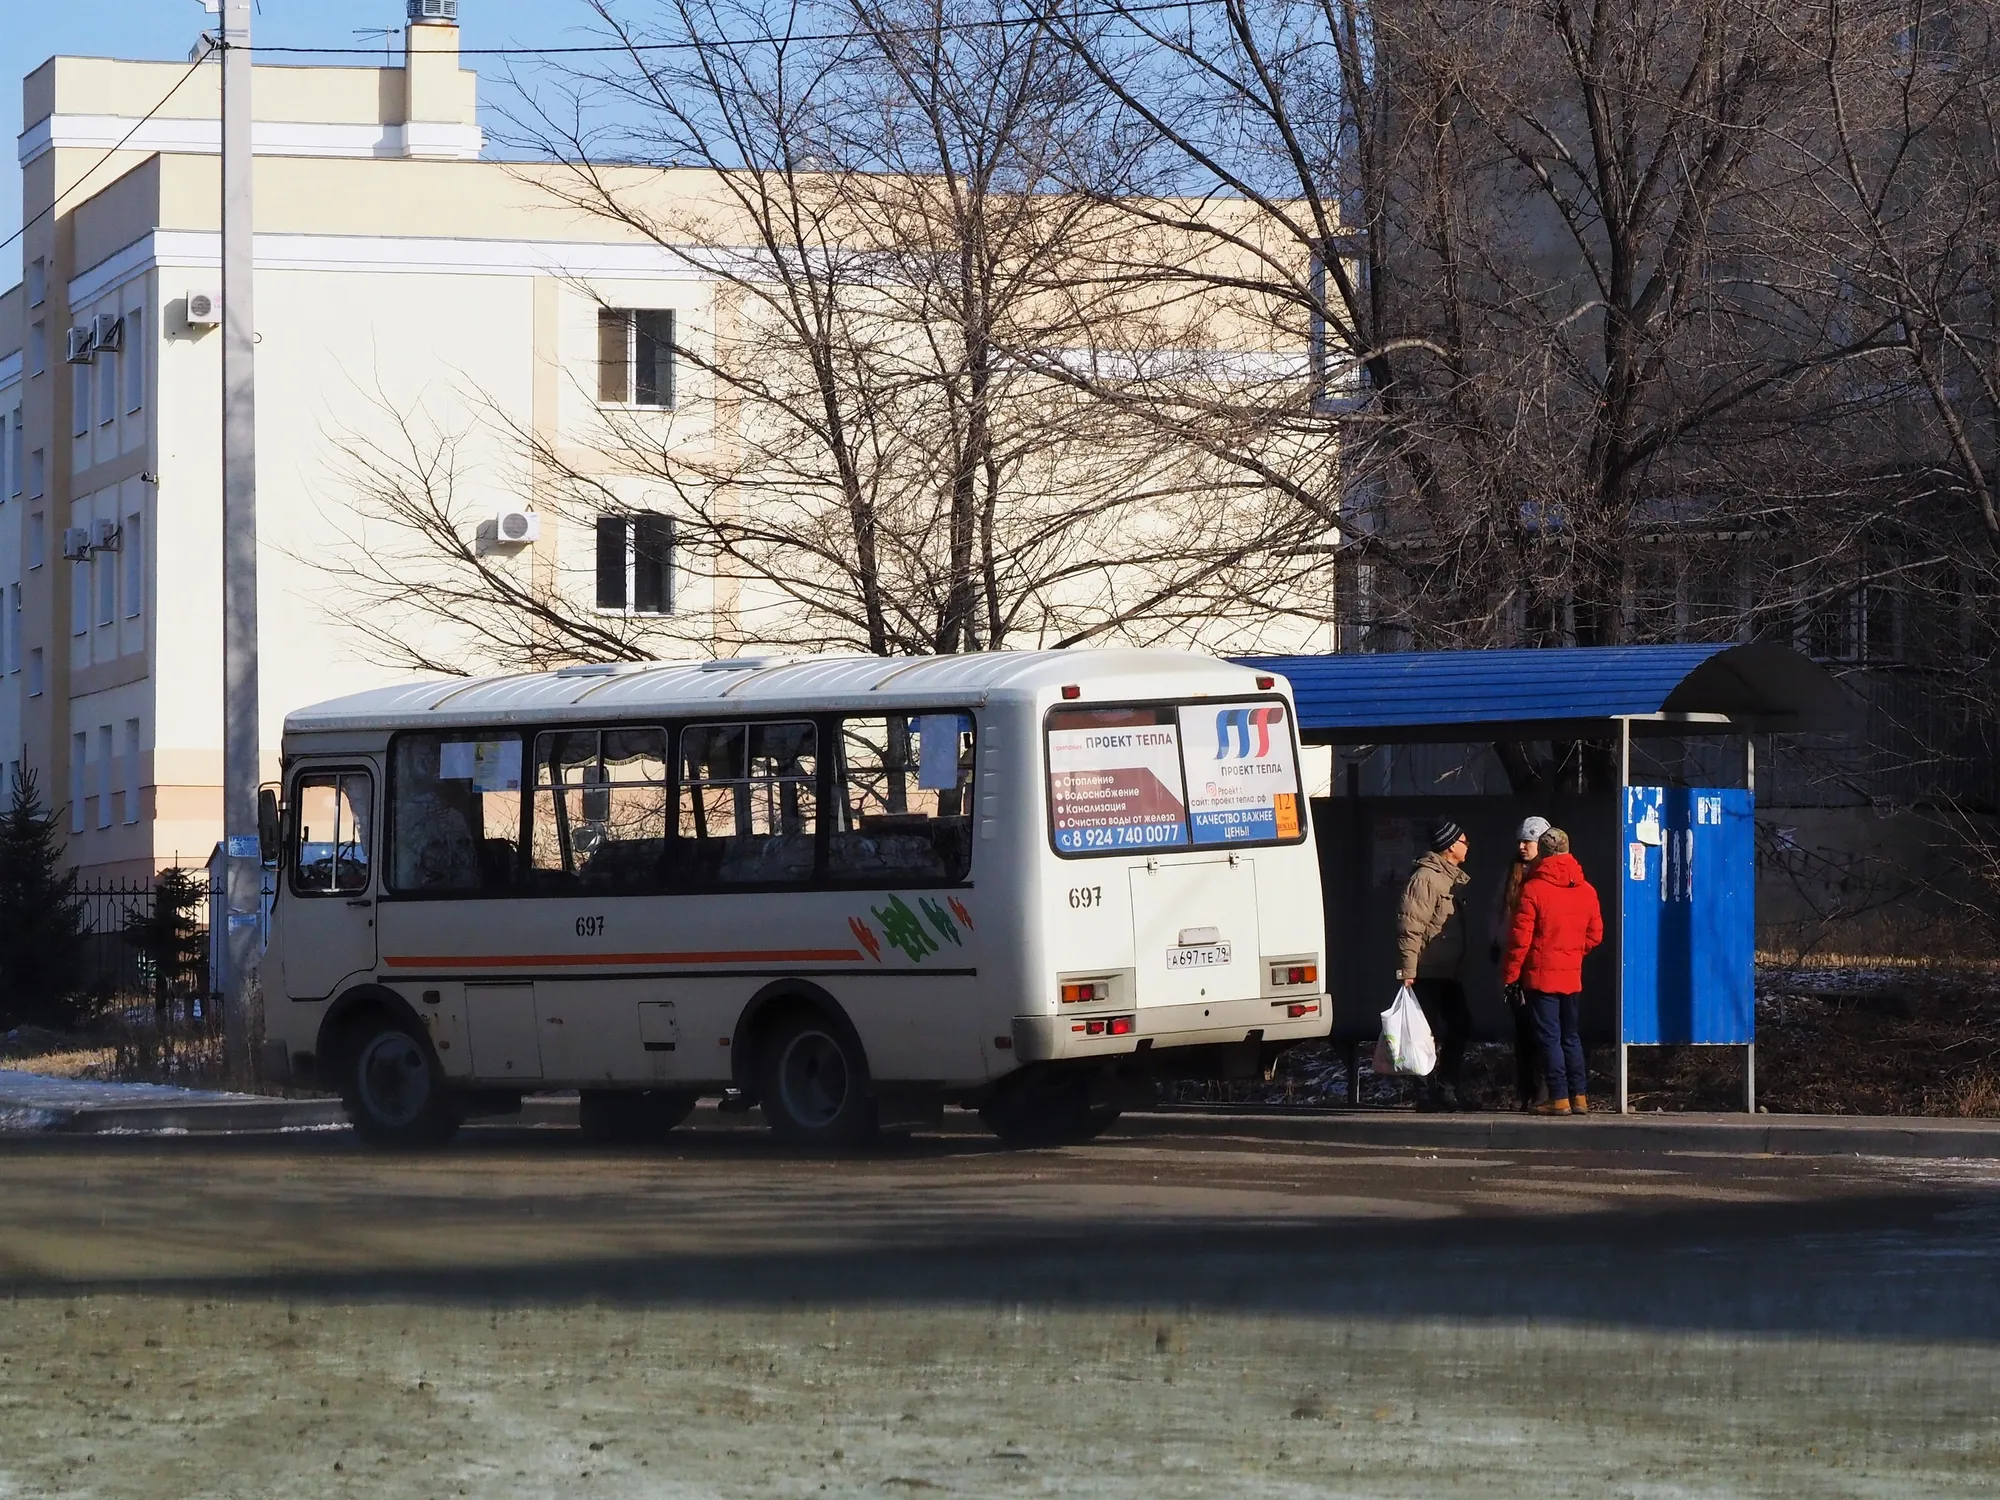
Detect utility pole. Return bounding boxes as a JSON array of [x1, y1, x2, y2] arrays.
[[219, 0, 262, 1076]]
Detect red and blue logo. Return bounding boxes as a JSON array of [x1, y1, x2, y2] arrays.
[[1214, 704, 1286, 759]]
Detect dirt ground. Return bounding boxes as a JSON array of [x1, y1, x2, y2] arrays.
[[2, 1119, 1999, 1497]]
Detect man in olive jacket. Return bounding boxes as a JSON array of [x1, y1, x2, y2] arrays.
[[1396, 819, 1473, 1109]]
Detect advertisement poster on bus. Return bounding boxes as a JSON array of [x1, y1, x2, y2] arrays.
[[1046, 714, 1190, 853], [1177, 702, 1302, 845]]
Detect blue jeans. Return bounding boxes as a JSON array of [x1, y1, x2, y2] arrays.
[[1527, 990, 1587, 1102]]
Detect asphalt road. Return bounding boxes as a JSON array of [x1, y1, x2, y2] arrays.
[[2, 1116, 1998, 1497]]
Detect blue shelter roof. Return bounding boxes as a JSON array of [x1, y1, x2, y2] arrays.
[[1236, 642, 1847, 742]]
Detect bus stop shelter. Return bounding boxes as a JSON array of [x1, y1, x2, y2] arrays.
[[1237, 643, 1848, 1112]]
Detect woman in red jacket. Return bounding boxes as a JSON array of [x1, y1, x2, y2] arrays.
[[1501, 827, 1604, 1115]]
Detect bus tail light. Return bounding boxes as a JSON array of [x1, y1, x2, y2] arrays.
[[1270, 962, 1318, 987], [1072, 1015, 1136, 1038], [1107, 1014, 1135, 1036], [1061, 980, 1109, 1004], [1287, 1002, 1319, 1019]]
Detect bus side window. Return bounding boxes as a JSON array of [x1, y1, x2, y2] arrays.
[[675, 720, 817, 886], [388, 733, 523, 894], [828, 713, 974, 882], [529, 727, 670, 891]]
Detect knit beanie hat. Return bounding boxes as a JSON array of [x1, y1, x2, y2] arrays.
[[1517, 815, 1552, 843], [1538, 827, 1571, 856], [1428, 819, 1464, 853]]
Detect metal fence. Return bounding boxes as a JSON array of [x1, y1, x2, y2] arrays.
[[74, 871, 213, 1007]]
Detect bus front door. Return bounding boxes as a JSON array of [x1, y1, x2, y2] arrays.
[[280, 768, 380, 1002]]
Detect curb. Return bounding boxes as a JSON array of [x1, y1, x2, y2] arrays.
[[1120, 1105, 2000, 1160], [13, 1092, 2000, 1160]]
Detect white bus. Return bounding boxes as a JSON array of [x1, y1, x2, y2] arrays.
[[262, 648, 1330, 1148]]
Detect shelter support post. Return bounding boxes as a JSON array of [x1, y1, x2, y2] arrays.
[[1745, 736, 1756, 1116], [1616, 718, 1629, 1115]]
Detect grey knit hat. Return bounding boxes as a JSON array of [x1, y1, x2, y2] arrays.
[[1517, 815, 1552, 843]]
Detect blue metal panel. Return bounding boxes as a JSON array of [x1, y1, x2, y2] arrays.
[[1619, 786, 1755, 1046], [1246, 645, 1731, 733]]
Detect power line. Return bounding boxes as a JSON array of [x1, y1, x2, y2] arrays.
[[0, 50, 211, 260], [245, 0, 1224, 58]]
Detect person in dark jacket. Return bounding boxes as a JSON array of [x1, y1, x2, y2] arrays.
[[1490, 815, 1551, 1110], [1501, 827, 1604, 1115], [1396, 819, 1472, 1110]]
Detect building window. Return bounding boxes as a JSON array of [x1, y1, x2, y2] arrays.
[[29, 449, 44, 499], [70, 733, 85, 833], [71, 361, 89, 436], [125, 306, 144, 413], [596, 308, 675, 407], [27, 258, 45, 307], [10, 585, 20, 672], [98, 340, 118, 426], [95, 537, 115, 627], [123, 718, 142, 824], [594, 513, 675, 613], [28, 648, 44, 698], [96, 725, 113, 829], [71, 546, 90, 637], [124, 511, 143, 618], [30, 323, 44, 377], [7, 410, 19, 495], [28, 512, 44, 569]]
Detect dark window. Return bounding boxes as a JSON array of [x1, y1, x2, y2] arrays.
[[387, 734, 525, 893], [290, 771, 372, 894], [597, 513, 675, 614], [675, 721, 818, 886], [596, 309, 629, 404], [529, 728, 672, 891], [596, 516, 628, 610], [829, 713, 974, 882], [596, 307, 675, 407], [635, 309, 675, 407]]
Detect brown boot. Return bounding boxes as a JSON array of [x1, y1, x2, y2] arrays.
[[1532, 1098, 1571, 1116], [1570, 1095, 1589, 1115]]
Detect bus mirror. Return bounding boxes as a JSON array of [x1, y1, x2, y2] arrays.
[[257, 787, 281, 866]]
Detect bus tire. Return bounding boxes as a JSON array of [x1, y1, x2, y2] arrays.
[[756, 1010, 878, 1148], [980, 1069, 1121, 1147], [578, 1089, 699, 1143], [338, 1013, 461, 1150]]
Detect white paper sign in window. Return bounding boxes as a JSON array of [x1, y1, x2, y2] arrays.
[[1176, 702, 1302, 845]]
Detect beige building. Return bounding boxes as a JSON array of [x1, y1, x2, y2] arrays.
[[0, 11, 1332, 882]]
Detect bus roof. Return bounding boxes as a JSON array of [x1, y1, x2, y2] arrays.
[[282, 648, 1276, 736]]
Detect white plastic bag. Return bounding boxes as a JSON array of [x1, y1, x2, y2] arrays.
[[1376, 984, 1437, 1077]]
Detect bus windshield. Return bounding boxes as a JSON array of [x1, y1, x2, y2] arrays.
[[1044, 699, 1304, 856]]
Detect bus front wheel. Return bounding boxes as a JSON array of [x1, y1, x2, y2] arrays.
[[757, 1011, 878, 1148], [339, 1014, 461, 1150], [980, 1069, 1121, 1147]]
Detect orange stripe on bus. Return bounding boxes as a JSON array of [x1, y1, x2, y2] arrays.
[[382, 949, 866, 969]]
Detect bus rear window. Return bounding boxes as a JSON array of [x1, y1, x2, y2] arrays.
[[1044, 700, 1303, 856]]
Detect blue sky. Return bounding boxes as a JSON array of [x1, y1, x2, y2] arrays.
[[0, 0, 613, 285]]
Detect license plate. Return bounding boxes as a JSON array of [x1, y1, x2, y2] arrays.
[[1166, 943, 1231, 969]]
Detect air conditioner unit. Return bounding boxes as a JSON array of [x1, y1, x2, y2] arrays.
[[65, 327, 95, 364], [60, 527, 92, 562], [493, 507, 540, 545], [93, 519, 122, 551], [92, 313, 125, 352], [409, 0, 460, 21], [185, 291, 220, 327]]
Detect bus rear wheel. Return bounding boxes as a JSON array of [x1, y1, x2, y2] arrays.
[[578, 1089, 699, 1143], [757, 1011, 878, 1149], [980, 1069, 1121, 1147], [339, 1014, 461, 1150]]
